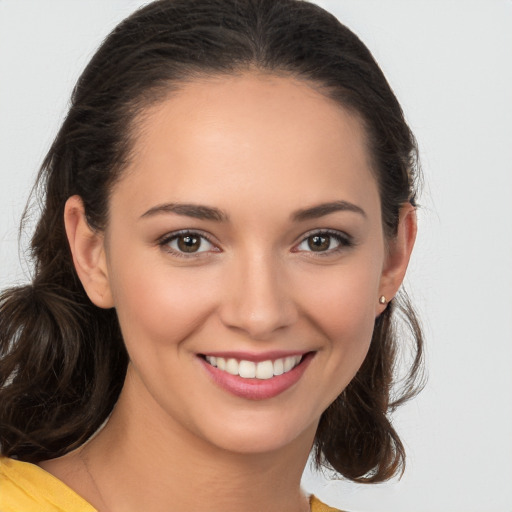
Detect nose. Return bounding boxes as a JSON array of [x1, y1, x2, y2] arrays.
[[218, 252, 298, 340]]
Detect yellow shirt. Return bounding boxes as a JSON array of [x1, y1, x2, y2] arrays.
[[0, 457, 341, 512]]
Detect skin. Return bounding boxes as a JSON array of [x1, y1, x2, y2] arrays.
[[41, 73, 416, 512]]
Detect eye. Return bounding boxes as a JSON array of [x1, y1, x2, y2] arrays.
[[159, 230, 218, 256], [294, 230, 352, 254]]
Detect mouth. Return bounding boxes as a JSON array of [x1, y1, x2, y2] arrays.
[[198, 351, 314, 400], [203, 354, 303, 380]]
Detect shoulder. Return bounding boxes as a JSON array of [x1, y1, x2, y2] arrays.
[[0, 456, 97, 512], [0, 459, 343, 512], [310, 494, 346, 512]]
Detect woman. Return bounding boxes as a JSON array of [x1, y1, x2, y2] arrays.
[[0, 1, 423, 511]]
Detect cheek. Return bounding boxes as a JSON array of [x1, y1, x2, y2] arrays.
[[297, 261, 381, 340], [108, 257, 218, 350], [293, 256, 382, 390]]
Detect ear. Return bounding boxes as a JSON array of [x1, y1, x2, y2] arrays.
[[377, 203, 417, 315], [64, 195, 114, 309]]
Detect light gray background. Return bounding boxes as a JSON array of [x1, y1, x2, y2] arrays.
[[1, 1, 511, 511]]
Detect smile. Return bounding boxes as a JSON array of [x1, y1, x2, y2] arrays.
[[204, 355, 302, 380], [200, 352, 314, 400]]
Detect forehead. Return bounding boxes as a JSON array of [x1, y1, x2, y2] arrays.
[[115, 73, 379, 219]]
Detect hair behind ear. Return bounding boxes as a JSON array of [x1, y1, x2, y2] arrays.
[[313, 292, 424, 482], [0, 251, 127, 462]]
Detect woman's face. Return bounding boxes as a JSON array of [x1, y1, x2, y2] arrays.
[[93, 74, 397, 454]]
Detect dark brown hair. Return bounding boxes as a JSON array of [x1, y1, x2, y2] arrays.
[[0, 0, 423, 483]]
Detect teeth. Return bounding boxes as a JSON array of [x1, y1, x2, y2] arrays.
[[283, 356, 296, 372], [255, 360, 274, 380], [239, 360, 256, 378], [225, 358, 239, 375], [273, 358, 284, 376], [205, 355, 303, 379]]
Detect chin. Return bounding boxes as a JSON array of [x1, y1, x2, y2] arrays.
[[191, 407, 320, 458]]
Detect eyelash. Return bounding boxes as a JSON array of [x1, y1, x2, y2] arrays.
[[157, 229, 354, 258], [158, 230, 219, 258], [293, 229, 354, 256]]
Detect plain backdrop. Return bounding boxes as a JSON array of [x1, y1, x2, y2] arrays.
[[1, 1, 511, 511]]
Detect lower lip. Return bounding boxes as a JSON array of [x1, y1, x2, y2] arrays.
[[200, 353, 314, 400]]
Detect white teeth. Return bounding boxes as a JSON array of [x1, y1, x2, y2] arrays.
[[205, 355, 303, 379], [273, 358, 284, 376], [283, 356, 296, 372], [239, 360, 256, 378], [225, 358, 239, 375], [255, 360, 274, 380]]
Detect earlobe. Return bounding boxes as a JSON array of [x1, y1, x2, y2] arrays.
[[64, 195, 114, 309], [377, 203, 417, 314]]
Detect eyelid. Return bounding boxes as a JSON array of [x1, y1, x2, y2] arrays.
[[292, 228, 354, 254], [157, 229, 221, 257]]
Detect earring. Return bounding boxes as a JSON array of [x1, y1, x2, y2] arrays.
[[379, 295, 387, 304]]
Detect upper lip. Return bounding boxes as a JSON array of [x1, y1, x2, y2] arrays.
[[199, 350, 312, 363]]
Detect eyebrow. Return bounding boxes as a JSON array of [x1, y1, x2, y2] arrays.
[[140, 203, 228, 222], [140, 200, 365, 223], [292, 200, 366, 221]]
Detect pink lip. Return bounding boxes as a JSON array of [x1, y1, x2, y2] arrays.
[[199, 352, 315, 401]]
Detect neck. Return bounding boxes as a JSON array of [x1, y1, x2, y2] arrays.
[[80, 366, 316, 512]]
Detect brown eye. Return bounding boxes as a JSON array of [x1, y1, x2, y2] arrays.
[[295, 230, 352, 255], [177, 234, 201, 253], [162, 231, 216, 255], [307, 234, 331, 251]]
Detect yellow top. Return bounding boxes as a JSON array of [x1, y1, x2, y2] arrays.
[[309, 494, 342, 512], [0, 456, 341, 512], [0, 457, 96, 512]]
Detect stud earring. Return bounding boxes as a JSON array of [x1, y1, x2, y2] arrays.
[[379, 295, 387, 304]]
